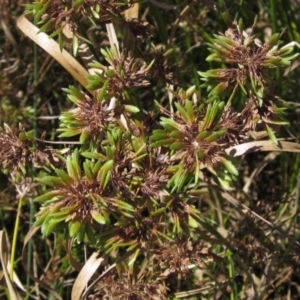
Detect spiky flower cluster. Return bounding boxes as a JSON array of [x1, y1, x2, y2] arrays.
[[200, 16, 298, 99], [25, 0, 147, 55], [58, 86, 114, 142], [199, 14, 297, 143], [0, 124, 59, 178], [0, 124, 30, 175], [87, 48, 152, 96], [26, 0, 135, 31], [58, 47, 154, 143], [34, 148, 124, 240], [150, 89, 239, 189], [90, 269, 169, 300]]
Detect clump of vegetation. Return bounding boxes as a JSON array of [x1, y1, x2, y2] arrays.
[[1, 0, 300, 299]]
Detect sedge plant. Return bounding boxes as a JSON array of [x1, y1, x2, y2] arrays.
[[0, 1, 300, 299]]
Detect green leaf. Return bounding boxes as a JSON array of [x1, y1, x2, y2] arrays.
[[81, 151, 106, 160], [105, 146, 114, 159], [25, 130, 35, 141], [98, 159, 114, 189], [90, 6, 100, 18], [127, 242, 139, 252], [150, 207, 166, 216], [186, 86, 196, 99], [196, 149, 205, 160], [175, 102, 191, 125], [265, 124, 278, 145], [34, 191, 62, 203], [34, 0, 51, 24], [36, 176, 66, 188], [34, 217, 46, 228], [150, 132, 170, 141], [194, 153, 200, 183], [170, 141, 186, 151], [208, 82, 228, 97], [263, 119, 289, 126], [168, 165, 191, 193], [92, 159, 103, 176], [206, 53, 222, 62], [196, 130, 209, 140], [204, 101, 224, 128], [88, 60, 106, 70], [124, 105, 140, 114], [202, 102, 213, 129], [170, 130, 185, 139], [198, 69, 223, 79], [185, 100, 195, 123], [38, 19, 55, 33], [69, 221, 81, 237], [105, 69, 115, 78], [79, 130, 90, 144], [42, 219, 61, 237], [161, 117, 183, 131], [86, 79, 104, 90], [73, 0, 84, 7], [155, 230, 173, 242], [58, 31, 65, 52], [73, 35, 79, 56], [205, 129, 226, 142], [152, 129, 167, 135], [66, 154, 77, 181], [151, 139, 173, 148], [83, 161, 94, 183], [91, 194, 108, 207], [132, 153, 147, 163], [58, 128, 82, 138], [222, 159, 239, 176], [128, 249, 140, 267], [276, 45, 294, 56], [268, 33, 280, 47], [49, 210, 71, 219], [97, 80, 109, 104], [116, 199, 135, 212], [188, 215, 199, 228], [91, 210, 106, 224], [65, 86, 85, 101], [73, 149, 81, 180], [48, 25, 64, 38], [55, 168, 74, 185]]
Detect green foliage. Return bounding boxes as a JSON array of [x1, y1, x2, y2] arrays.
[[1, 0, 300, 299]]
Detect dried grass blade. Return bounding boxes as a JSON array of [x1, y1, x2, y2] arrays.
[[106, 23, 119, 55], [16, 15, 89, 87], [226, 140, 300, 157], [0, 231, 22, 300], [71, 252, 104, 300]]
